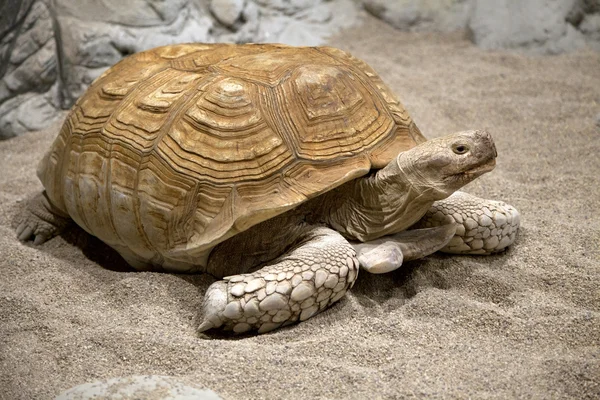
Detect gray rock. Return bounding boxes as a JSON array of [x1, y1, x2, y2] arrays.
[[363, 0, 471, 32], [54, 375, 222, 400], [362, 0, 600, 53], [469, 0, 588, 54], [211, 0, 246, 27]]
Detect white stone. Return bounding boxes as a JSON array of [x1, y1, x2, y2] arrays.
[[210, 0, 245, 28]]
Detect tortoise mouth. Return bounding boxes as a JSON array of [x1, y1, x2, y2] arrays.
[[462, 158, 496, 177], [447, 158, 496, 183]]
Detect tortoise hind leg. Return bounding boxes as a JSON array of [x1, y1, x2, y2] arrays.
[[415, 191, 521, 254], [198, 226, 360, 335], [16, 191, 71, 245]]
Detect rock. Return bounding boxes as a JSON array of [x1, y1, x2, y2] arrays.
[[580, 12, 600, 48], [211, 0, 246, 28], [0, 89, 64, 138], [468, 0, 589, 54], [362, 0, 600, 53], [0, 0, 36, 78], [363, 0, 471, 32], [55, 375, 222, 400]]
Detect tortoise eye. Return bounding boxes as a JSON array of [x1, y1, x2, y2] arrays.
[[452, 143, 469, 154]]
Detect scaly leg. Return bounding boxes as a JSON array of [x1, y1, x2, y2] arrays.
[[351, 223, 457, 274], [16, 191, 71, 245], [415, 191, 520, 254], [198, 226, 359, 334]]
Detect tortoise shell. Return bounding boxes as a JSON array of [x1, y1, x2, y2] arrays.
[[37, 43, 426, 270]]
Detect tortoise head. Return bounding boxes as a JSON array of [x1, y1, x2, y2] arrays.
[[394, 130, 497, 199]]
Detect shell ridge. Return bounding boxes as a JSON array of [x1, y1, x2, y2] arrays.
[[104, 66, 178, 261]]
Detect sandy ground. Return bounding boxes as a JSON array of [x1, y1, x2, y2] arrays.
[[1, 16, 599, 399]]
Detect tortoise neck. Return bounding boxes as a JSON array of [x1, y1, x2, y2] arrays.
[[312, 157, 439, 242]]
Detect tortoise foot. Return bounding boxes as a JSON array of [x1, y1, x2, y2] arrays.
[[198, 227, 359, 334], [417, 191, 520, 255], [16, 191, 70, 245]]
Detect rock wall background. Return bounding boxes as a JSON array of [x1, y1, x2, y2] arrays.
[[0, 0, 598, 140], [363, 0, 600, 54]]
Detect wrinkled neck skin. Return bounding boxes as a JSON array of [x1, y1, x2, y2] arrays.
[[306, 153, 449, 243]]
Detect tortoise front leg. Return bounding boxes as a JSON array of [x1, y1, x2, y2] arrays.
[[16, 191, 71, 245], [198, 226, 359, 334], [351, 223, 457, 273], [415, 191, 521, 254]]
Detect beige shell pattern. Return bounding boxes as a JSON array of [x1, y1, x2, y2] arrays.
[[37, 43, 426, 269]]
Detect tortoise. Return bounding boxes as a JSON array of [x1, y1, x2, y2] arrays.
[[16, 43, 520, 334]]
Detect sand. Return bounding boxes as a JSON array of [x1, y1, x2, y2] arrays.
[[1, 16, 599, 399]]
